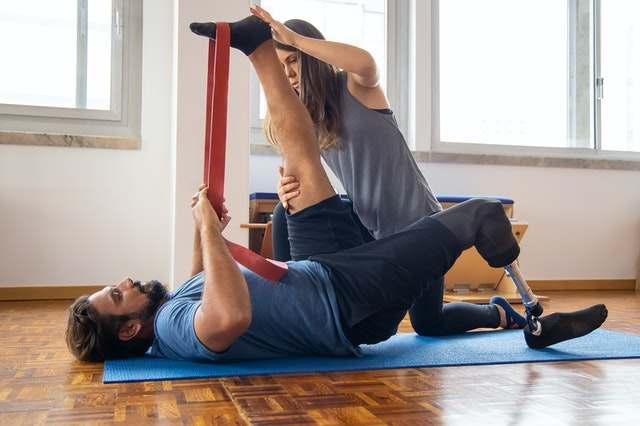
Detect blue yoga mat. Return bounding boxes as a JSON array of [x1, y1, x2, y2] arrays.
[[103, 329, 640, 383]]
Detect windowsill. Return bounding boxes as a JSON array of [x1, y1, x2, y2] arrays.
[[0, 131, 140, 150], [250, 143, 640, 171]]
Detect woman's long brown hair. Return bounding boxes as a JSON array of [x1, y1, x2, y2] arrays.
[[266, 19, 342, 150]]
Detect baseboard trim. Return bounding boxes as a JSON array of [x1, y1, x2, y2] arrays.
[[0, 285, 104, 301], [0, 279, 636, 302], [528, 279, 636, 292]]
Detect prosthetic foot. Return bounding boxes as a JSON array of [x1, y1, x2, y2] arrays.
[[524, 305, 608, 348], [506, 259, 608, 348], [190, 16, 272, 56]]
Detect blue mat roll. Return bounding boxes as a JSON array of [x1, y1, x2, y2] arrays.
[[103, 329, 640, 383]]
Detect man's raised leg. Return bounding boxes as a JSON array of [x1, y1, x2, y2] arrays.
[[191, 17, 335, 214]]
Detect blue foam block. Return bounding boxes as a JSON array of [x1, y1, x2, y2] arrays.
[[103, 329, 640, 383]]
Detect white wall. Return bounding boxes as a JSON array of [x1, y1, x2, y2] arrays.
[[0, 0, 253, 288], [1, 0, 637, 286], [250, 154, 640, 281], [0, 1, 174, 286]]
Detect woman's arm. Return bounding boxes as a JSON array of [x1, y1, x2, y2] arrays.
[[251, 5, 379, 88], [296, 37, 378, 88]]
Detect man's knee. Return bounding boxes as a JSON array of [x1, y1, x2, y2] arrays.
[[480, 198, 508, 220]]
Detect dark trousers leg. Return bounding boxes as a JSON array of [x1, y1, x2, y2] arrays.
[[271, 198, 374, 261], [407, 207, 502, 335], [408, 276, 500, 336], [272, 202, 292, 261], [277, 197, 501, 339], [312, 216, 463, 345]]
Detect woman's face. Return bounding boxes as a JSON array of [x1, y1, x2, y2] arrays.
[[276, 49, 300, 92]]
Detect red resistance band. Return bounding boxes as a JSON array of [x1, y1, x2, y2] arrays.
[[203, 23, 287, 282]]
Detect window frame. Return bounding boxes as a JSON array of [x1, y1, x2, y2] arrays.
[[422, 0, 640, 161], [0, 0, 142, 144]]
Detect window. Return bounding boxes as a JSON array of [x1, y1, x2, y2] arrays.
[[434, 0, 640, 154], [0, 0, 142, 143], [600, 0, 640, 152], [251, 0, 389, 142]]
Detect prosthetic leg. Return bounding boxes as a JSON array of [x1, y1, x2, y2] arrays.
[[505, 261, 544, 336], [432, 199, 608, 349]]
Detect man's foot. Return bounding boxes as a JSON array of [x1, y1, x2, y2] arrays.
[[524, 304, 608, 349], [490, 296, 526, 329], [190, 15, 272, 56]]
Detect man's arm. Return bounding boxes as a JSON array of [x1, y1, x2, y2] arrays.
[[191, 187, 250, 352], [190, 186, 230, 277], [191, 228, 204, 276]]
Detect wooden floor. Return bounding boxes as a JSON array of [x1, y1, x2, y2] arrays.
[[1, 291, 639, 425]]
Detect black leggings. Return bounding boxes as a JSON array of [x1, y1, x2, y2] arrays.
[[272, 198, 500, 345]]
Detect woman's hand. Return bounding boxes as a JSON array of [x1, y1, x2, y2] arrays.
[[250, 5, 299, 47], [277, 166, 300, 209], [191, 185, 231, 232]]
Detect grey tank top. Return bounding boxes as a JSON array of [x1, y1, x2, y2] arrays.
[[321, 72, 442, 239]]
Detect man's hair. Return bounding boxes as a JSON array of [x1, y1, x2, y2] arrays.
[[66, 295, 153, 362]]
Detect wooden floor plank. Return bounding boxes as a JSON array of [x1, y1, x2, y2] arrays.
[[0, 291, 639, 424]]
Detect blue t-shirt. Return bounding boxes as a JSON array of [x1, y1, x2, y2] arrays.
[[147, 260, 359, 361]]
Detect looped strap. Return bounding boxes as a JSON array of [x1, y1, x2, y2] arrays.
[[203, 23, 287, 282]]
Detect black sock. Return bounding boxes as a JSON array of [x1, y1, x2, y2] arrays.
[[190, 16, 272, 56], [524, 304, 608, 349]]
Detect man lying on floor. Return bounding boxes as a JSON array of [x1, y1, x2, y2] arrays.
[[66, 16, 607, 363]]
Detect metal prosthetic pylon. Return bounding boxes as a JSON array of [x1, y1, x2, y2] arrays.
[[504, 261, 544, 336]]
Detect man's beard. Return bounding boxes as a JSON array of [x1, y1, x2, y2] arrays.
[[133, 280, 168, 320]]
